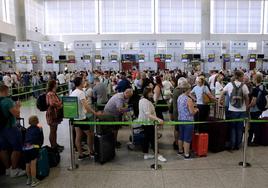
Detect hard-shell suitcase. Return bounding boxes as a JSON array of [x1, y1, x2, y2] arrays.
[[94, 132, 115, 164], [37, 147, 50, 180], [207, 117, 229, 152], [192, 133, 208, 157], [259, 118, 268, 146]]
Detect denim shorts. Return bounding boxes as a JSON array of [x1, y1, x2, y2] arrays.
[[177, 121, 194, 143], [24, 148, 39, 163], [0, 126, 23, 151]]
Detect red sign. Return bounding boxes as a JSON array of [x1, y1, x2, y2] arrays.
[[46, 56, 53, 64], [31, 56, 38, 64], [68, 55, 76, 63]]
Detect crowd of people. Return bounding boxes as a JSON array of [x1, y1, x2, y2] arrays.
[[1, 67, 268, 186]]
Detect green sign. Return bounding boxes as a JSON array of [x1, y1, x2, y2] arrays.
[[62, 97, 79, 119]]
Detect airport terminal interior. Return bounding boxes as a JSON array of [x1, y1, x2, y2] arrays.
[[1, 0, 268, 188]]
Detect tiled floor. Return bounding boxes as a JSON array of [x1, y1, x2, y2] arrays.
[[1, 106, 268, 188]]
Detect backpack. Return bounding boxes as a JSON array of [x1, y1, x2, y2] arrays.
[[256, 85, 268, 111], [37, 147, 50, 180], [0, 98, 8, 130], [230, 82, 244, 108], [36, 93, 48, 112]]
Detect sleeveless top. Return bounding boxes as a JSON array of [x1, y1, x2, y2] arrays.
[[177, 94, 194, 121]]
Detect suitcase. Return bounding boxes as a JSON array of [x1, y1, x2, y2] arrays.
[[192, 133, 208, 157], [94, 132, 115, 164], [259, 118, 268, 146], [37, 147, 50, 180], [207, 117, 229, 152]]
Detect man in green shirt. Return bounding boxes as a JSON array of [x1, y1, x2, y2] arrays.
[[0, 84, 25, 177]]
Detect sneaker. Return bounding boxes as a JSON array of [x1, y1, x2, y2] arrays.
[[31, 180, 40, 187], [184, 154, 192, 160], [89, 152, 95, 159], [144, 154, 154, 160], [78, 154, 89, 161], [10, 168, 26, 178], [57, 144, 64, 150], [158, 155, 167, 162], [177, 151, 184, 158], [26, 177, 32, 185], [5, 168, 10, 176]]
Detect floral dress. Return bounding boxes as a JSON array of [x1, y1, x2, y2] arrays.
[[46, 91, 63, 126]]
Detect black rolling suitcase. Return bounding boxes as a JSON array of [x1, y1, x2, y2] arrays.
[[94, 117, 115, 164], [207, 106, 229, 152], [94, 132, 115, 164], [259, 118, 268, 146]]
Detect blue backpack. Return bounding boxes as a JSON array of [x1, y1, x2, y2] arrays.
[[256, 85, 268, 112], [37, 147, 50, 180]]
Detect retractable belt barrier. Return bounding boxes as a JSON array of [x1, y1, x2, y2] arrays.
[[68, 118, 268, 171], [11, 83, 68, 97]]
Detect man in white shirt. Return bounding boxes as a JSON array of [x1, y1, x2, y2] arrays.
[[218, 70, 249, 151], [208, 70, 217, 94], [57, 72, 66, 85], [70, 77, 102, 160]]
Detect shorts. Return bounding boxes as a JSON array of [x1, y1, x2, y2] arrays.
[[177, 121, 194, 143], [24, 148, 39, 163], [74, 116, 94, 132], [0, 126, 23, 151]]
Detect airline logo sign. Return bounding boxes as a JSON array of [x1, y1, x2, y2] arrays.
[[46, 56, 53, 64], [223, 54, 230, 63], [234, 54, 241, 62], [181, 54, 188, 63], [68, 55, 76, 63], [31, 56, 38, 64], [20, 56, 27, 64], [4, 56, 12, 64], [208, 54, 215, 62], [138, 54, 145, 63]]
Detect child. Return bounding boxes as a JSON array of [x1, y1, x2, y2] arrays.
[[23, 116, 44, 187]]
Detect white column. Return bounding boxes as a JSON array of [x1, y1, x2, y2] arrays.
[[14, 0, 26, 41], [201, 0, 211, 40]]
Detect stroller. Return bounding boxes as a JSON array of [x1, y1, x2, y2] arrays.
[[127, 120, 145, 151]]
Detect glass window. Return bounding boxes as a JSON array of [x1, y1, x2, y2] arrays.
[[101, 0, 153, 33], [45, 0, 97, 35], [25, 0, 45, 33], [212, 0, 263, 34], [158, 0, 201, 33], [0, 0, 4, 21]]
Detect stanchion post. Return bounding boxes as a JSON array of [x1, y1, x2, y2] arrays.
[[239, 118, 251, 168], [151, 121, 161, 170], [68, 119, 78, 170]]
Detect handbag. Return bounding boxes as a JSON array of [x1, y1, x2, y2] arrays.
[[202, 86, 211, 105], [156, 87, 169, 112]]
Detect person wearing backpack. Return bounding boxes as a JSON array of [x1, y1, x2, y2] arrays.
[[248, 73, 264, 146], [218, 70, 249, 151], [0, 84, 26, 177], [45, 80, 63, 152], [23, 116, 44, 187]]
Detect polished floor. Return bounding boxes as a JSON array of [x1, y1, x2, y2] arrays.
[[1, 105, 268, 188]]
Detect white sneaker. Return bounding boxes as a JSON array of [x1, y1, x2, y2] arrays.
[[158, 155, 167, 162], [10, 168, 26, 178], [144, 154, 154, 160], [5, 168, 11, 176]]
